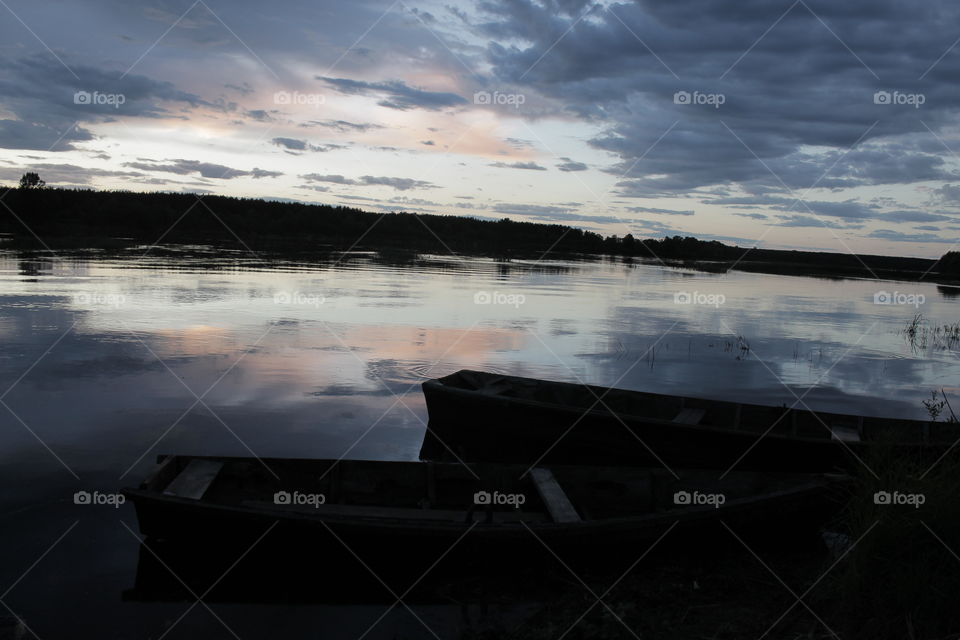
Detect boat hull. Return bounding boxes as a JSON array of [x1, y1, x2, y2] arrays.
[[420, 371, 948, 472]]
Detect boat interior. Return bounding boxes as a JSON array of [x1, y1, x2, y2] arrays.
[[138, 455, 824, 524]]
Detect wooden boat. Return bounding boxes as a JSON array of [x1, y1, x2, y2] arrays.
[[420, 370, 957, 471], [122, 455, 840, 566]]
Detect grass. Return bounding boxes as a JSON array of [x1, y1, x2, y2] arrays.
[[461, 546, 838, 639], [824, 431, 960, 640], [901, 314, 960, 352]]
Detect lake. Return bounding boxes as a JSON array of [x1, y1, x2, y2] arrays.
[[1, 246, 957, 638]]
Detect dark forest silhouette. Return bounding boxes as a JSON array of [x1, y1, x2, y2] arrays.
[[1, 178, 956, 281]]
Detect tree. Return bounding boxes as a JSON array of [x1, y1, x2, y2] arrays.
[[18, 172, 45, 189], [938, 251, 960, 276]]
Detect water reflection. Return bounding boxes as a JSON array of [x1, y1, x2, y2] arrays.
[[1, 247, 959, 638]]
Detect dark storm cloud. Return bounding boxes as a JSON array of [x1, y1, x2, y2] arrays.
[[476, 0, 960, 201], [0, 54, 206, 150], [318, 77, 468, 111]]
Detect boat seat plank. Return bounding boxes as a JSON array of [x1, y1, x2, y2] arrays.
[[531, 468, 581, 523], [242, 500, 550, 523], [830, 423, 861, 442], [673, 408, 706, 425], [162, 459, 223, 500]]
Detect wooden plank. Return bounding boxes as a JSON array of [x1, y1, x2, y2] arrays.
[[531, 468, 581, 523], [830, 423, 861, 442], [673, 407, 706, 425], [162, 459, 223, 500], [424, 461, 436, 509], [142, 455, 178, 491]]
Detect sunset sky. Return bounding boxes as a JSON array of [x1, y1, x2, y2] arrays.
[[2, 0, 960, 257]]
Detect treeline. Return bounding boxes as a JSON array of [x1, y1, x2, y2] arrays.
[[0, 187, 951, 279], [0, 187, 609, 255]]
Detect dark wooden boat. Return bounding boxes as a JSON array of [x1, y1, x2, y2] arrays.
[[123, 455, 839, 566], [420, 370, 957, 471]]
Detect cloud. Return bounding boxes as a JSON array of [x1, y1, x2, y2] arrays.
[[301, 173, 355, 185], [299, 173, 436, 191], [868, 229, 959, 243], [358, 175, 436, 191], [490, 203, 624, 225], [250, 168, 283, 179], [270, 137, 345, 154], [556, 158, 588, 172], [775, 215, 852, 229], [626, 206, 694, 216], [477, 0, 960, 203], [880, 210, 953, 223], [300, 120, 385, 133], [224, 82, 254, 96], [489, 161, 547, 170], [0, 163, 145, 185], [0, 54, 205, 151], [493, 203, 573, 216], [319, 77, 467, 111], [125, 159, 280, 180]]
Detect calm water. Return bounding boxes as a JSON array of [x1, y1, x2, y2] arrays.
[[1, 247, 958, 638]]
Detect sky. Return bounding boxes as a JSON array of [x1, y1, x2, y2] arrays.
[[1, 0, 960, 258]]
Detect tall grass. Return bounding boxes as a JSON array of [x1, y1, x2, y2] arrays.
[[827, 432, 960, 639], [901, 314, 960, 352]]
